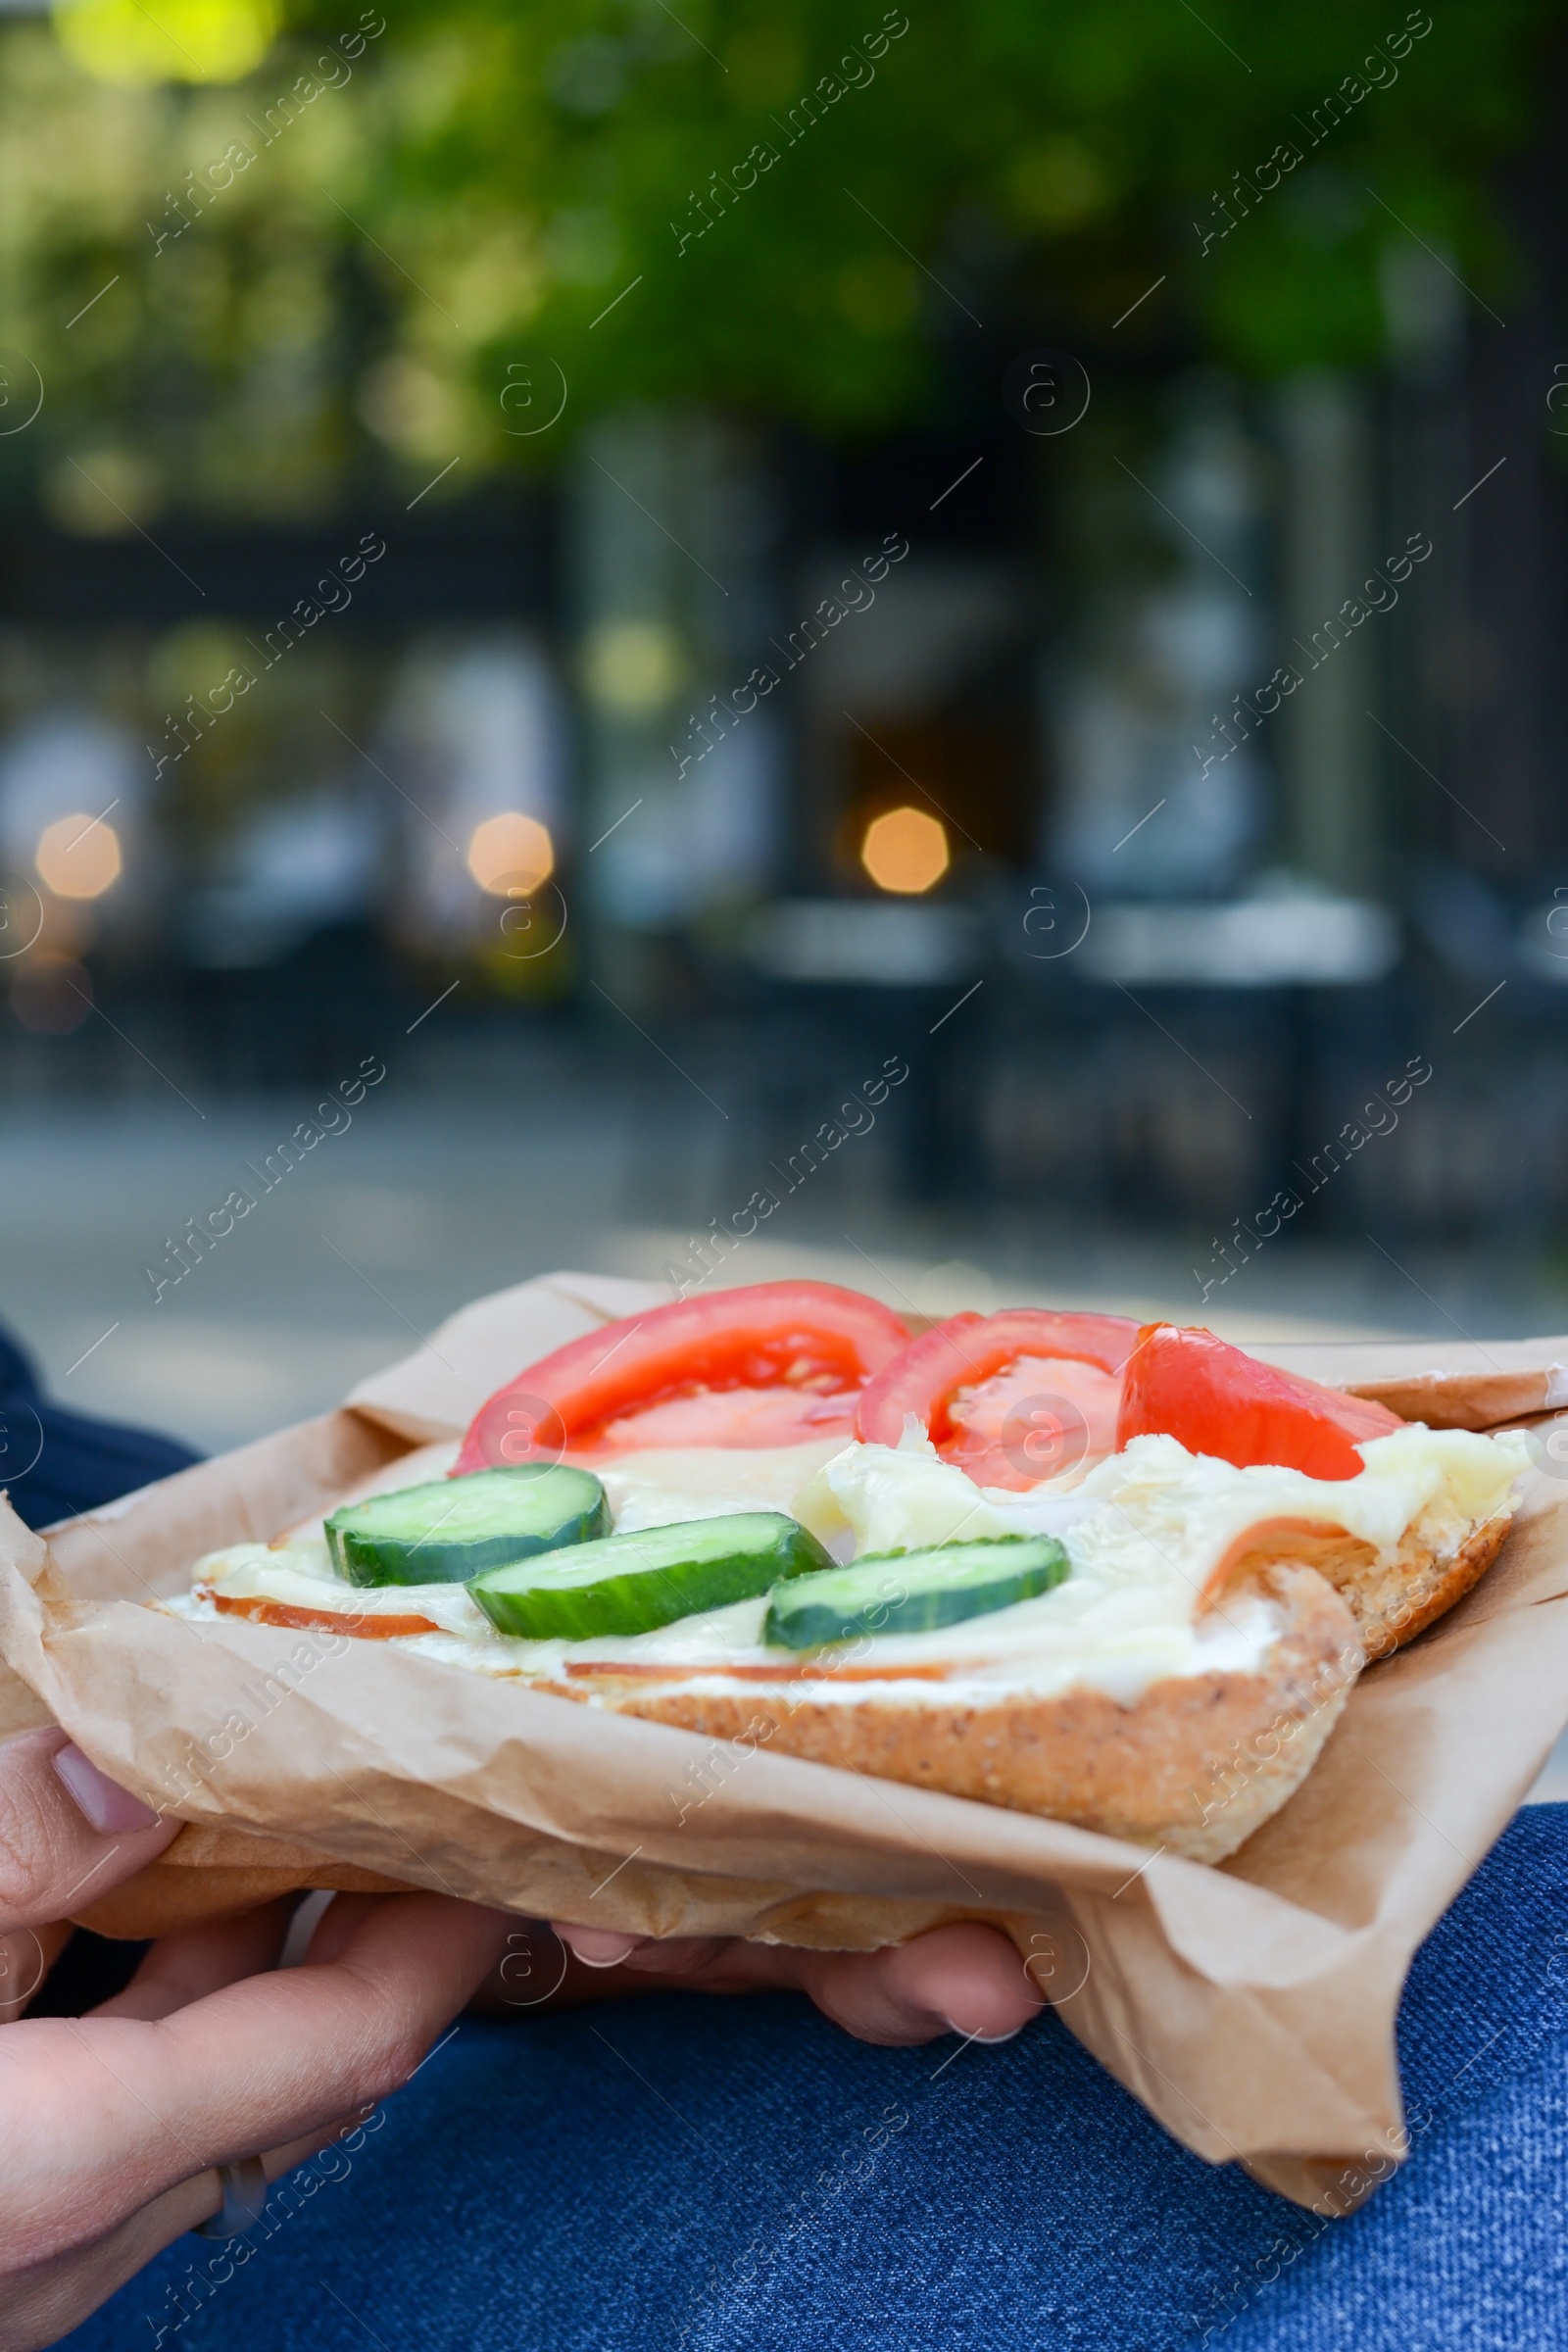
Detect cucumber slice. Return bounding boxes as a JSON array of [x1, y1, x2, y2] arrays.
[[326, 1465, 609, 1588], [467, 1511, 833, 1641], [762, 1534, 1069, 1650]]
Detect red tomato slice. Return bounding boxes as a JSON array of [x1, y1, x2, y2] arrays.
[[587, 1386, 866, 1452], [209, 1593, 441, 1640], [456, 1281, 911, 1470], [1116, 1323, 1403, 1481], [856, 1309, 1141, 1491]]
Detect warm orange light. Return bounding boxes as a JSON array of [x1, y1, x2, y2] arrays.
[[467, 812, 555, 896], [860, 806, 950, 895], [36, 813, 122, 900]]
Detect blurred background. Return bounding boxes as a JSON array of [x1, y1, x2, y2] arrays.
[[2, 0, 1567, 1457]]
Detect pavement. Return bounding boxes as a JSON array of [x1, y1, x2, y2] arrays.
[[7, 1076, 1567, 1456]]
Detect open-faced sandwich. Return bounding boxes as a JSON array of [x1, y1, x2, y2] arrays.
[[170, 1282, 1530, 1863]]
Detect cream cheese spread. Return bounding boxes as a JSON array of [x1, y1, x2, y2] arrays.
[[172, 1422, 1528, 1706]]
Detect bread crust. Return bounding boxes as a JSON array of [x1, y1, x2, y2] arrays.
[[540, 1566, 1361, 1864], [1371, 1511, 1509, 1649], [1200, 1505, 1512, 1660], [1351, 1509, 1510, 1655], [1220, 1510, 1510, 1660]]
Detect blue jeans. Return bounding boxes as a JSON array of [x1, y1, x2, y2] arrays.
[[14, 1322, 1563, 2352], [64, 1805, 1568, 2352], [0, 1325, 198, 1532]]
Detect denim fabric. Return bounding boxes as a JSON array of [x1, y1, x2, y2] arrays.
[[0, 1324, 200, 1530], [65, 1806, 1568, 2352]]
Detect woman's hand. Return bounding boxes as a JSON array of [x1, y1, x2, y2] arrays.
[[0, 1728, 511, 2352], [518, 1917, 1045, 2047], [0, 1728, 179, 2025]]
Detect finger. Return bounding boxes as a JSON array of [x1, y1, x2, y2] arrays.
[[3, 1892, 514, 2269], [469, 1924, 662, 2016], [792, 1924, 1044, 2047], [1, 1918, 72, 2028], [1, 2082, 392, 2345], [535, 1921, 1044, 2049], [635, 1921, 1043, 2045], [0, 2094, 367, 2352], [93, 1897, 298, 2022], [0, 1728, 176, 1936], [8, 2076, 400, 2351], [549, 1922, 736, 1977], [301, 1889, 384, 1967], [0, 2163, 235, 2352], [617, 1935, 733, 1978], [551, 1922, 647, 1968], [262, 2100, 381, 2183]]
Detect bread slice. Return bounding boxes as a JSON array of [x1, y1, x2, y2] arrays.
[[531, 1455, 1521, 1863], [172, 1428, 1525, 1867], [535, 1564, 1361, 1865], [1204, 1507, 1514, 1660]]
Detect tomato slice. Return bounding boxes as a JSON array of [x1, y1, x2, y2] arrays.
[[1116, 1323, 1403, 1481], [456, 1281, 911, 1470], [585, 1387, 866, 1451], [209, 1593, 441, 1640], [855, 1309, 1141, 1490]]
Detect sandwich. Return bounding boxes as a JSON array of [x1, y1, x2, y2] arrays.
[[172, 1282, 1529, 1863]]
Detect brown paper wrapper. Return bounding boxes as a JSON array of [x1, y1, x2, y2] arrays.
[[6, 1272, 1568, 2215], [1245, 1335, 1568, 1433]]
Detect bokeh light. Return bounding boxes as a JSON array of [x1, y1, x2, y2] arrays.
[[581, 620, 685, 716], [52, 0, 278, 84], [467, 812, 555, 896], [35, 814, 122, 901], [860, 806, 950, 896]]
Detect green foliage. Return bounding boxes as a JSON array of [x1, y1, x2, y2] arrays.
[[0, 0, 1551, 515], [356, 0, 1546, 416]]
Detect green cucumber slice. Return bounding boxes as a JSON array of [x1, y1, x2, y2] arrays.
[[467, 1511, 833, 1641], [762, 1534, 1069, 1650], [326, 1465, 609, 1588]]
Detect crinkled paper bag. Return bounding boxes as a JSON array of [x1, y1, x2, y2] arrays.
[[6, 1273, 1568, 2215]]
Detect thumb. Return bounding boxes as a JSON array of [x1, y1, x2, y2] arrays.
[[0, 1725, 177, 1935]]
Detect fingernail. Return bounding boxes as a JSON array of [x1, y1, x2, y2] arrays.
[[559, 1927, 640, 1969], [942, 2018, 1026, 2044], [53, 1743, 160, 1835]]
